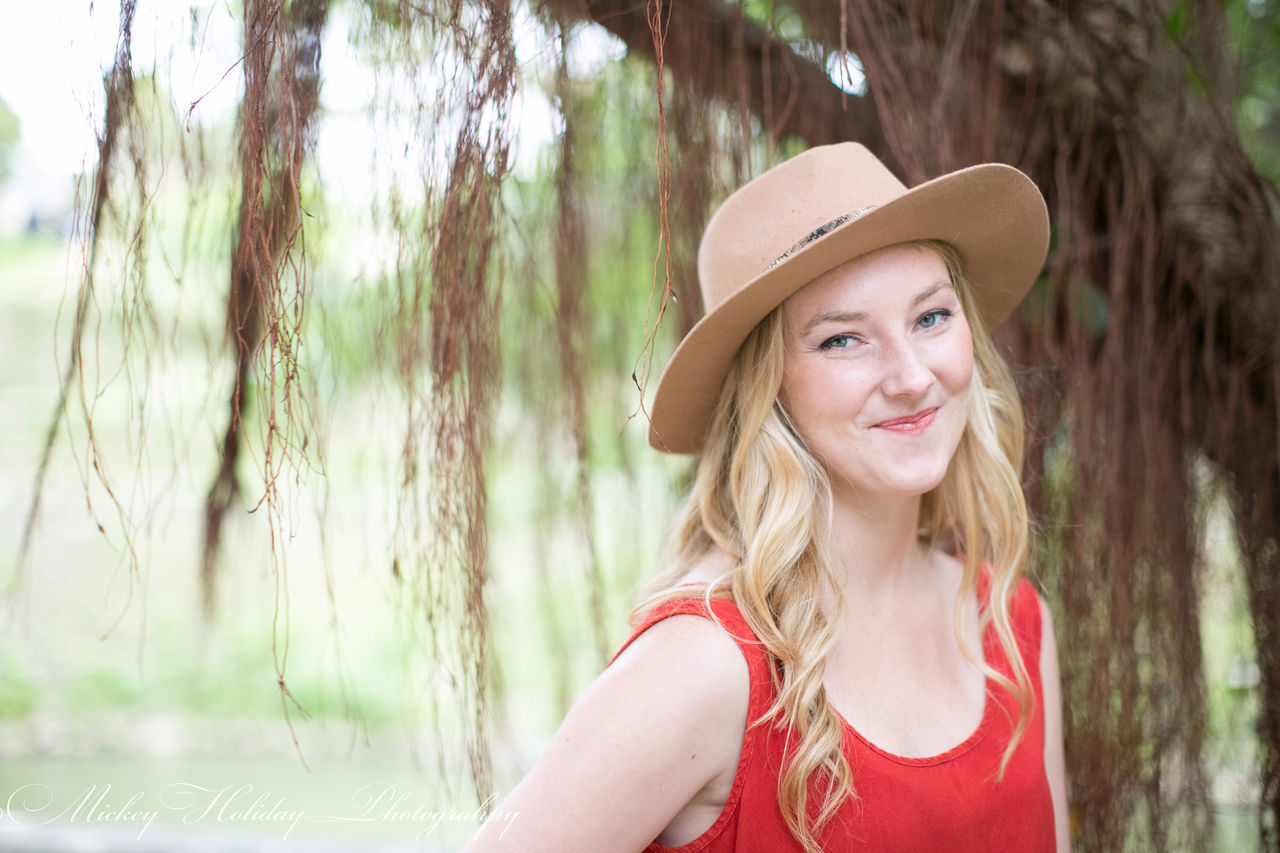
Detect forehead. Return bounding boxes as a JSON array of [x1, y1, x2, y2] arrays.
[[782, 243, 952, 321]]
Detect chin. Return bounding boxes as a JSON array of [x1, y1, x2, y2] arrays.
[[833, 467, 951, 501], [890, 474, 949, 498], [887, 458, 958, 496]]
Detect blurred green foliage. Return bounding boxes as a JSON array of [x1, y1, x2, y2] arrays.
[[0, 94, 18, 187], [1229, 0, 1280, 185], [0, 654, 37, 720]]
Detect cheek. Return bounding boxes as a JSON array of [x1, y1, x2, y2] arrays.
[[941, 322, 975, 395], [778, 356, 799, 414], [779, 355, 855, 439], [779, 360, 820, 438]]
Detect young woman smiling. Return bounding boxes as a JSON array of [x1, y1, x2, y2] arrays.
[[466, 143, 1070, 852]]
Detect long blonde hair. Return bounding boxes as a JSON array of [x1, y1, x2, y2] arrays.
[[635, 240, 1033, 853]]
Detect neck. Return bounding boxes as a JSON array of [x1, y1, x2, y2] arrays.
[[823, 486, 932, 604]]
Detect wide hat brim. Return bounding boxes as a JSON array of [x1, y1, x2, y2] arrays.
[[647, 144, 1049, 454]]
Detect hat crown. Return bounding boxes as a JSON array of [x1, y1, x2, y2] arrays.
[[697, 143, 906, 313]]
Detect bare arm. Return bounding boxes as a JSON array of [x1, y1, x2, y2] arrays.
[[1038, 595, 1071, 852], [463, 613, 750, 852]]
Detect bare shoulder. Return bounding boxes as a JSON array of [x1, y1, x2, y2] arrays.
[[464, 590, 750, 852], [1035, 589, 1055, 628], [1036, 589, 1060, 665], [612, 571, 753, 744], [614, 607, 751, 705], [666, 545, 739, 590]]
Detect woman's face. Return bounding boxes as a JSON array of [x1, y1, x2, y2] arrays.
[[779, 243, 974, 504]]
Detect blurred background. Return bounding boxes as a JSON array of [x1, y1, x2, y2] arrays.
[[1, 1, 1278, 850]]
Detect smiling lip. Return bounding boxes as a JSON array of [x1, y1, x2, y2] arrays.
[[874, 407, 939, 434]]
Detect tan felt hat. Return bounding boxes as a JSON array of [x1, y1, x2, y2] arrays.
[[647, 142, 1049, 454]]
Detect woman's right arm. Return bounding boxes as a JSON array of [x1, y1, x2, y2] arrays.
[[462, 612, 751, 852], [1038, 595, 1071, 852]]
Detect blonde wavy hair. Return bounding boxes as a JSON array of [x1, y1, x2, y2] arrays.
[[634, 240, 1033, 853]]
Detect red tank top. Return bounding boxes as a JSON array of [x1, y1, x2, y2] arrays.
[[612, 576, 1055, 852]]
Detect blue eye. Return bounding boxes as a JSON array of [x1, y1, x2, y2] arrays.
[[917, 309, 951, 330], [819, 333, 857, 350]]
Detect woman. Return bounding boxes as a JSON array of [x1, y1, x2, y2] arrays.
[[466, 142, 1070, 851]]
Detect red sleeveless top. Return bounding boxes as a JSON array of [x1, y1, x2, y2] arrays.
[[612, 577, 1055, 852]]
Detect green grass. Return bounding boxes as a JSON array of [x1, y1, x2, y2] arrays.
[[0, 654, 38, 720]]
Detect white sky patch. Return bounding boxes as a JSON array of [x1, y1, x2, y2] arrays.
[[566, 20, 628, 78], [507, 15, 628, 178], [312, 4, 381, 211], [166, 5, 244, 131], [313, 1, 607, 206], [826, 51, 867, 96], [0, 0, 119, 179], [0, 0, 627, 229], [509, 7, 563, 179], [0, 0, 241, 172]]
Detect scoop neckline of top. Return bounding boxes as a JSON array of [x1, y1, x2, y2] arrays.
[[828, 579, 996, 767]]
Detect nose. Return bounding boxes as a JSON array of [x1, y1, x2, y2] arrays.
[[879, 339, 933, 399]]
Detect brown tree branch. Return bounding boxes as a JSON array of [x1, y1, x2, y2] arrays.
[[546, 0, 896, 167]]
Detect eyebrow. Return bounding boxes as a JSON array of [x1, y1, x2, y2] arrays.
[[798, 280, 955, 336]]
